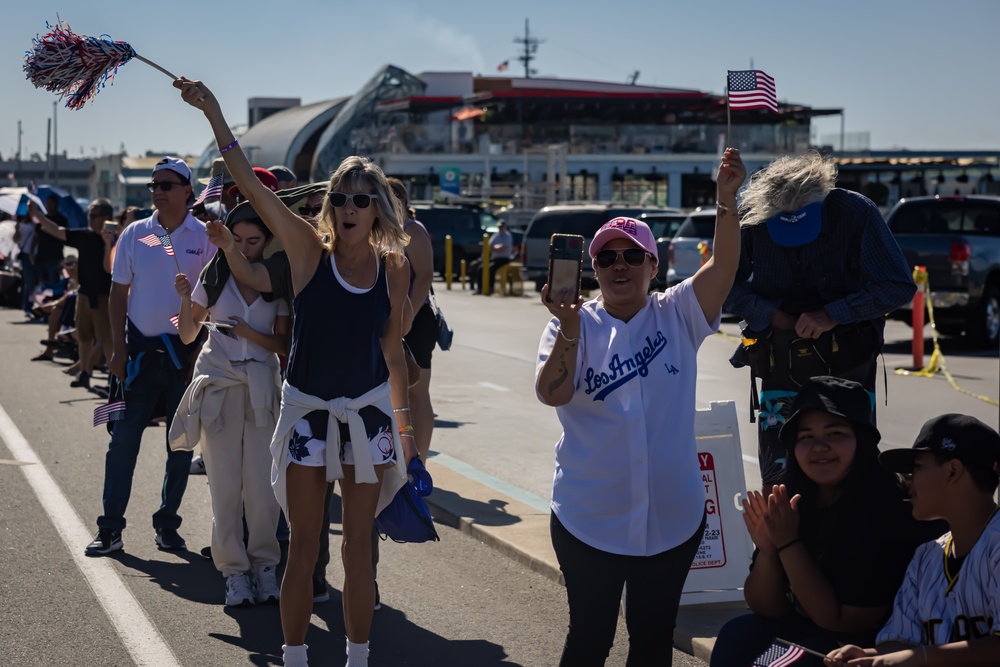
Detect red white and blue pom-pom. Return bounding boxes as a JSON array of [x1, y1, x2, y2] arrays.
[[23, 19, 149, 110]]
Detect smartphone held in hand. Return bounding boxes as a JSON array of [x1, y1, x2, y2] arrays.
[[546, 234, 584, 303], [102, 221, 120, 234]]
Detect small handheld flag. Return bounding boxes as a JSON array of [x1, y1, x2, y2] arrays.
[[23, 18, 178, 110], [93, 380, 126, 427], [752, 640, 804, 667], [727, 69, 778, 113], [169, 313, 180, 329], [192, 174, 223, 207]]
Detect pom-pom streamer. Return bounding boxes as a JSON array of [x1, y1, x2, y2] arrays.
[[23, 19, 175, 110]]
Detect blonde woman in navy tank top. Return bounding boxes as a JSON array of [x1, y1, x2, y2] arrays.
[[177, 78, 418, 667]]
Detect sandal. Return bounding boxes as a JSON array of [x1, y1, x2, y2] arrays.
[[31, 352, 54, 362]]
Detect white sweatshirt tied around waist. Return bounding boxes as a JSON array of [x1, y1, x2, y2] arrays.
[[270, 380, 406, 516]]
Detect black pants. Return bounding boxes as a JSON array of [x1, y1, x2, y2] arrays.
[[469, 257, 511, 292], [550, 512, 705, 667]]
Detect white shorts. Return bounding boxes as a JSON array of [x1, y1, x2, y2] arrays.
[[288, 418, 396, 468]]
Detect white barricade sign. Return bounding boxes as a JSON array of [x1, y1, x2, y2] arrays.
[[681, 400, 754, 605]]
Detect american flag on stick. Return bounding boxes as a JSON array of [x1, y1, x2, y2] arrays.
[[727, 69, 778, 113], [192, 174, 223, 206], [93, 398, 126, 427], [753, 641, 805, 666], [137, 232, 162, 248], [169, 313, 180, 329], [157, 234, 175, 257]]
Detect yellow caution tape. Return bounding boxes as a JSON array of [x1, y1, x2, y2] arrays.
[[895, 277, 999, 407]]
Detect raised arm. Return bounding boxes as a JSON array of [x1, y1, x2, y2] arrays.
[[205, 220, 273, 292], [174, 77, 322, 294], [173, 273, 207, 345], [535, 286, 583, 407], [691, 148, 746, 323], [27, 200, 67, 242]]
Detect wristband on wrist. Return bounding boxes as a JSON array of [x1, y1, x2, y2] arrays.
[[776, 538, 800, 553], [219, 139, 238, 153], [398, 425, 414, 434]]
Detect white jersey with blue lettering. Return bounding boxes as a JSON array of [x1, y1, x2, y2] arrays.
[[536, 278, 719, 557], [877, 509, 1000, 646]]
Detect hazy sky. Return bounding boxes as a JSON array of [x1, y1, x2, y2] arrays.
[[2, 0, 997, 160]]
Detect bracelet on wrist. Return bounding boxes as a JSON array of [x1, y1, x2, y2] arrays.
[[776, 538, 800, 553], [219, 139, 238, 154], [557, 327, 578, 343], [393, 407, 411, 413], [398, 425, 414, 434]]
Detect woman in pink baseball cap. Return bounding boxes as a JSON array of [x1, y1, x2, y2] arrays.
[[535, 149, 746, 666]]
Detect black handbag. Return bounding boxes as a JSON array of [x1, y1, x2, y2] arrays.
[[428, 289, 453, 351]]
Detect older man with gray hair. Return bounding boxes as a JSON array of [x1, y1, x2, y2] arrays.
[[724, 151, 916, 492]]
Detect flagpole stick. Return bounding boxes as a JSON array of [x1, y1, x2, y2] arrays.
[[134, 55, 178, 81], [165, 233, 182, 273], [725, 76, 731, 147], [775, 638, 830, 660]]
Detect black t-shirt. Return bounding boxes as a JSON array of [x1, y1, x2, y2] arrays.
[[65, 228, 112, 305], [750, 470, 946, 646], [36, 212, 67, 263], [262, 251, 293, 305]]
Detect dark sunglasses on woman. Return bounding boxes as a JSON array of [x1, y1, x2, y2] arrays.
[[594, 248, 650, 269], [298, 204, 323, 217], [327, 192, 379, 209]]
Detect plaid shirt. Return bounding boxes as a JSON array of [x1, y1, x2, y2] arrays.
[[724, 189, 916, 331]]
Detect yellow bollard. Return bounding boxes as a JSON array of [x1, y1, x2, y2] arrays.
[[460, 259, 467, 289], [481, 233, 491, 296], [445, 235, 453, 290]]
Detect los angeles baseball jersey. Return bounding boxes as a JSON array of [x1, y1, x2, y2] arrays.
[[877, 509, 1000, 646]]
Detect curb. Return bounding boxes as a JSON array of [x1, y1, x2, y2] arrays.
[[423, 459, 745, 663]]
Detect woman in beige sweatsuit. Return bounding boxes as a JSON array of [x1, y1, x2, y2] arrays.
[[170, 214, 290, 607]]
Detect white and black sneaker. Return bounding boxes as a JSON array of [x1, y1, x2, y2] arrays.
[[225, 572, 255, 607], [85, 529, 123, 556], [189, 455, 206, 475], [254, 565, 280, 604]]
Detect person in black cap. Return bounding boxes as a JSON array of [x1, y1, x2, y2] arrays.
[[725, 151, 916, 493], [711, 376, 942, 667], [826, 414, 1000, 666]]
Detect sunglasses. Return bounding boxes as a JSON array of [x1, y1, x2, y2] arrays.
[[595, 248, 650, 269], [147, 181, 186, 192], [298, 204, 323, 217], [327, 192, 379, 209]]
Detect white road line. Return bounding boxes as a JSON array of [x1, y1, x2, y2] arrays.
[[0, 403, 181, 667], [478, 382, 511, 392]]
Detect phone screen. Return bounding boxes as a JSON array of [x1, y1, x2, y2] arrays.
[[102, 221, 120, 234], [546, 234, 584, 303]]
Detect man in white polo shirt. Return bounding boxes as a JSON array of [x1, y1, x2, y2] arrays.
[[86, 157, 215, 556]]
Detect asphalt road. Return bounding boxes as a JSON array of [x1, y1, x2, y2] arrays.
[[0, 304, 707, 667]]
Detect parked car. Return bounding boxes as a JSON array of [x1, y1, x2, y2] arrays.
[[885, 195, 1000, 347], [521, 203, 674, 291], [412, 203, 497, 276], [665, 207, 717, 287], [640, 210, 688, 290]]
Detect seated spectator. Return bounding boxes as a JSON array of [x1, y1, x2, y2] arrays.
[[710, 376, 944, 667], [469, 221, 513, 293], [827, 415, 1000, 666], [32, 256, 79, 362]]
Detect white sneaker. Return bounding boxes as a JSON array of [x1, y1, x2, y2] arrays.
[[254, 565, 280, 604], [189, 455, 206, 474], [225, 572, 255, 607]]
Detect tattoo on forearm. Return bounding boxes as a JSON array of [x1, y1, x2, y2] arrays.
[[547, 355, 569, 394]]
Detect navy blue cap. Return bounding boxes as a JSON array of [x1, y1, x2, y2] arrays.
[[765, 201, 823, 247]]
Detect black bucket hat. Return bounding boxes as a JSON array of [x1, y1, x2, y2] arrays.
[[778, 376, 881, 449]]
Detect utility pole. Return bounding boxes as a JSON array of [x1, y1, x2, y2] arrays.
[[514, 18, 542, 79], [53, 100, 58, 186], [16, 120, 22, 186], [45, 118, 51, 182], [628, 71, 640, 85]]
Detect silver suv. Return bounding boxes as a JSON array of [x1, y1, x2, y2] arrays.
[[666, 207, 717, 287]]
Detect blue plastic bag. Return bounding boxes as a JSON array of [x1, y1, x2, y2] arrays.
[[375, 457, 439, 543]]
